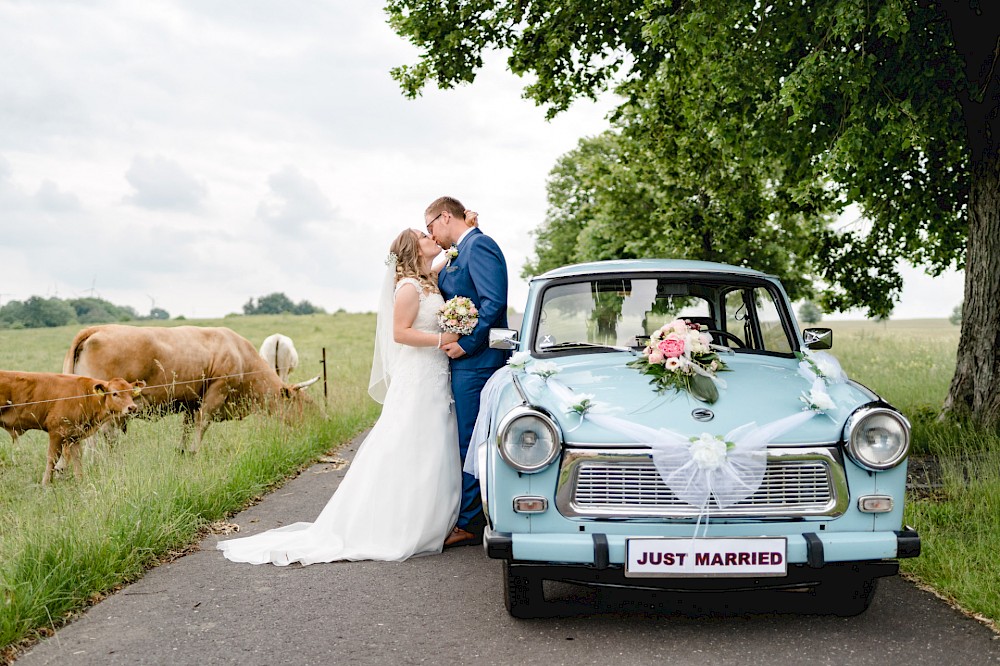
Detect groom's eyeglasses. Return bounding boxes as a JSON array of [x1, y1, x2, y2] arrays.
[[426, 212, 444, 233]]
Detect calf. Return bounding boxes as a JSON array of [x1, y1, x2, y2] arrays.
[[0, 370, 144, 485]]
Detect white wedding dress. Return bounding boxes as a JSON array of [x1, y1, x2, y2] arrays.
[[218, 279, 461, 565]]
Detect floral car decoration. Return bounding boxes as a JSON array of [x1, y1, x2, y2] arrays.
[[626, 318, 728, 403], [471, 259, 919, 619]]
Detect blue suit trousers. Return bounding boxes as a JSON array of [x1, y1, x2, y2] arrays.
[[451, 366, 498, 529]]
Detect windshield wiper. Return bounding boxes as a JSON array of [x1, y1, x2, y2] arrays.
[[541, 341, 637, 354]]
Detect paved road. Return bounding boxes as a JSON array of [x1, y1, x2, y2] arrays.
[[16, 432, 1000, 665]]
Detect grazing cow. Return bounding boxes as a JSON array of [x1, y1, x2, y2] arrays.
[[259, 333, 299, 382], [0, 370, 144, 484], [62, 324, 319, 453]]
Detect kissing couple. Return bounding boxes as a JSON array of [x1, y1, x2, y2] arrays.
[[218, 195, 509, 564]]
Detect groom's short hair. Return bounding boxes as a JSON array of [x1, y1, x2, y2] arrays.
[[425, 196, 465, 220]]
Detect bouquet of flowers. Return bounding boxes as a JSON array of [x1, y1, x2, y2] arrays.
[[626, 319, 728, 403], [438, 296, 479, 335]]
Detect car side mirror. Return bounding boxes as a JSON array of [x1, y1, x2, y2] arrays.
[[489, 328, 519, 350], [803, 327, 833, 350]]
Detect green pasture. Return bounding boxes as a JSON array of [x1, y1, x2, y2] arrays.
[[821, 319, 957, 423], [0, 314, 380, 658], [0, 315, 997, 657]]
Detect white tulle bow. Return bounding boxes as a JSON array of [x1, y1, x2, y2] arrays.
[[541, 378, 817, 517], [465, 358, 841, 530]]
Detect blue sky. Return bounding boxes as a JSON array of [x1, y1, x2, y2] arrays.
[[0, 1, 964, 320]]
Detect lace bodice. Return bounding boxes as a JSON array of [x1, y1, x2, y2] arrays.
[[393, 278, 449, 377], [395, 278, 445, 334]]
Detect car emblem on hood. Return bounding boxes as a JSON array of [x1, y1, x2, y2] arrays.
[[691, 408, 715, 422]]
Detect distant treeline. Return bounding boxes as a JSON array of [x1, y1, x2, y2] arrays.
[[0, 292, 328, 329], [0, 297, 171, 330], [242, 293, 325, 316]]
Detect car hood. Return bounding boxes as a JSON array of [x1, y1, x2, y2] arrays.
[[511, 352, 878, 445]]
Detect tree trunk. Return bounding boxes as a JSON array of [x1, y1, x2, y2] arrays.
[[939, 5, 1000, 427], [944, 152, 1000, 426]]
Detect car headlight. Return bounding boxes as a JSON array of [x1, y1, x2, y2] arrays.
[[496, 406, 561, 473], [844, 406, 910, 470]]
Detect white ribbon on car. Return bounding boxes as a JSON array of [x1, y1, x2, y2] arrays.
[[540, 378, 819, 529], [466, 354, 843, 533], [463, 361, 561, 477], [798, 350, 847, 386], [687, 354, 729, 389], [464, 366, 513, 478]]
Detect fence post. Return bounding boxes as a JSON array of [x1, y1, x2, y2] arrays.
[[321, 347, 328, 403]]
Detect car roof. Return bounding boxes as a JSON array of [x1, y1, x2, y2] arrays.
[[534, 259, 774, 281]]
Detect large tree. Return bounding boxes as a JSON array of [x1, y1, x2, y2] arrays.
[[386, 0, 1000, 426], [529, 127, 828, 302]]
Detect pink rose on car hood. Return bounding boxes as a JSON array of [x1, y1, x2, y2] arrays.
[[658, 337, 685, 358]]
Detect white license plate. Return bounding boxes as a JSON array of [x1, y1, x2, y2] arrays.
[[625, 537, 787, 578]]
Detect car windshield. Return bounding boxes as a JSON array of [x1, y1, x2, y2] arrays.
[[533, 275, 796, 355]]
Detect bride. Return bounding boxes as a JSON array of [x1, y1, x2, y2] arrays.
[[218, 228, 462, 565]]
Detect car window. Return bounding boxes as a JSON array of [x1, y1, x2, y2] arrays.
[[536, 276, 794, 354], [723, 287, 794, 353], [753, 287, 794, 353]]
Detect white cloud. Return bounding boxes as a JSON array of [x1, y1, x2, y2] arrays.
[[256, 166, 335, 231], [34, 179, 81, 212], [0, 2, 964, 321], [0, 155, 29, 205], [124, 154, 207, 212]]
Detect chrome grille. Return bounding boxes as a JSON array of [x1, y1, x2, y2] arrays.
[[556, 447, 848, 518]]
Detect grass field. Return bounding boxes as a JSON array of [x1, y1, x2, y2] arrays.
[[822, 319, 961, 456], [0, 315, 997, 656], [0, 313, 380, 659]]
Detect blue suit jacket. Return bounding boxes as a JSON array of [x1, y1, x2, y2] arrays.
[[437, 228, 509, 371]]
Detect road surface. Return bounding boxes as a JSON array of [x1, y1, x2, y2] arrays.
[[15, 432, 1000, 665]]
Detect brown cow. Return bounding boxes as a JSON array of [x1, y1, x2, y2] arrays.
[[62, 324, 319, 453], [0, 370, 144, 484]]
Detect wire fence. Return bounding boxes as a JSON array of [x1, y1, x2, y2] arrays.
[[1, 353, 326, 412]]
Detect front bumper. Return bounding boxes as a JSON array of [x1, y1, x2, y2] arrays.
[[485, 525, 920, 575]]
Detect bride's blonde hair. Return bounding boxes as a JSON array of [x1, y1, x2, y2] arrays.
[[389, 229, 438, 293]]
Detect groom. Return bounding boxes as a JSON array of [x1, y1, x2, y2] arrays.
[[425, 196, 509, 548]]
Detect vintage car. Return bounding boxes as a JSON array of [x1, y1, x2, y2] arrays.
[[472, 259, 919, 618]]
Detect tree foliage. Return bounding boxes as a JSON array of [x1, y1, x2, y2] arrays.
[[527, 122, 829, 302], [0, 297, 76, 329], [387, 0, 968, 316], [0, 296, 170, 329], [67, 297, 140, 324], [243, 292, 325, 316], [387, 0, 1000, 425], [798, 302, 823, 325], [950, 302, 963, 326]]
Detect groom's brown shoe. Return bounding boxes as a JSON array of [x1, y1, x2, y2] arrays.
[[444, 526, 477, 548]]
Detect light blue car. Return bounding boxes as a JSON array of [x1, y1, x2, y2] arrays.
[[475, 259, 919, 618]]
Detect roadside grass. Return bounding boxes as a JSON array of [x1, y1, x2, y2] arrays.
[[899, 426, 1000, 625], [0, 313, 380, 657], [825, 318, 1000, 627]]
